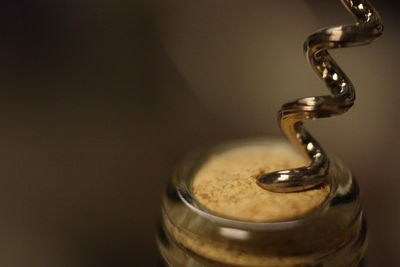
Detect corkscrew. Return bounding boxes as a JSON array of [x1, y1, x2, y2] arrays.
[[257, 0, 383, 193]]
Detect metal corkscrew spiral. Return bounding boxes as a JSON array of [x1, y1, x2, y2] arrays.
[[257, 0, 383, 193]]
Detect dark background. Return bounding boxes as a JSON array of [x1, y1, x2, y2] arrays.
[[0, 0, 398, 266]]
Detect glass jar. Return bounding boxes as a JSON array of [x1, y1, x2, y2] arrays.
[[157, 138, 367, 266]]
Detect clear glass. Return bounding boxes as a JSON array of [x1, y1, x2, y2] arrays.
[[157, 138, 367, 267]]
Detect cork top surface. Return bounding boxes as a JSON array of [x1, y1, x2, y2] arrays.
[[192, 142, 330, 222]]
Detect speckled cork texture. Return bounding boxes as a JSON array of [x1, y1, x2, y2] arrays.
[[192, 143, 330, 222]]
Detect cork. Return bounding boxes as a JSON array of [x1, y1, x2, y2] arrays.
[[192, 142, 330, 222], [160, 141, 363, 266]]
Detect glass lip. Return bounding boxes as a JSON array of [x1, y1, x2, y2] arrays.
[[173, 136, 342, 231]]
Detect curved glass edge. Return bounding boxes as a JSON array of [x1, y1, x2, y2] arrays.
[[157, 137, 367, 266], [157, 213, 368, 266]]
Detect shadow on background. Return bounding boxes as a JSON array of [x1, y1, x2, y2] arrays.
[[0, 0, 398, 266]]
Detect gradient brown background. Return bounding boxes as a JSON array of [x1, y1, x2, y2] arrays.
[[0, 0, 398, 266]]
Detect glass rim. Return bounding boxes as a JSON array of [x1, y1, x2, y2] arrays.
[[170, 136, 356, 231]]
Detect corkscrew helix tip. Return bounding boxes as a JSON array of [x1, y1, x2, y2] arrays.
[[257, 0, 383, 193]]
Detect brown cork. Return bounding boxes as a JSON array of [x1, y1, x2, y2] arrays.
[[192, 143, 330, 222]]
